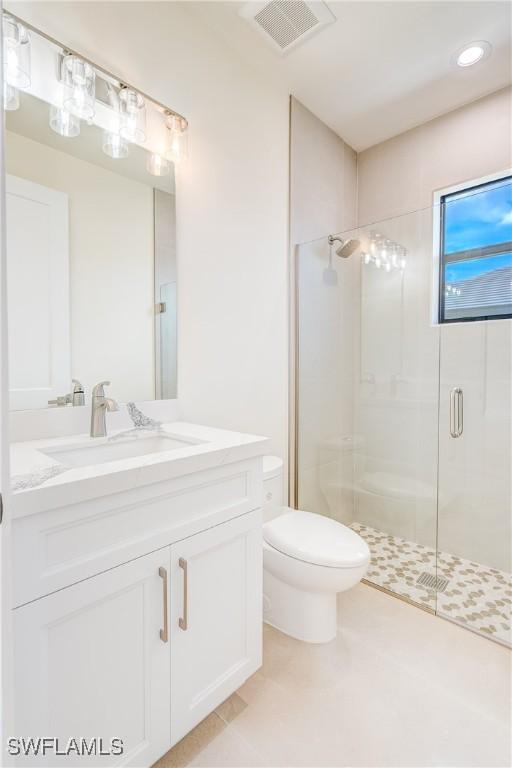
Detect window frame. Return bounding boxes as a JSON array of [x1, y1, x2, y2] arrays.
[[434, 171, 512, 325]]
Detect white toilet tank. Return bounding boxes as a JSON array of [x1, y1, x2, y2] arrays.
[[262, 455, 284, 522]]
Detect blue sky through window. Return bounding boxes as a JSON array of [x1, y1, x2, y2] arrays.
[[444, 179, 512, 251], [443, 178, 512, 282]]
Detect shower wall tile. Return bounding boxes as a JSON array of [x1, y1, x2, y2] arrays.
[[357, 126, 423, 225]]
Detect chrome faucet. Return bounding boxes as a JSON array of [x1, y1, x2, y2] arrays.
[[90, 381, 119, 438]]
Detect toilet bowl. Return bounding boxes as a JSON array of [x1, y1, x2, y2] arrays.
[[262, 456, 370, 644]]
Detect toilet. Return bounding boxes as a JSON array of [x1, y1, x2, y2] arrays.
[[262, 455, 370, 644]]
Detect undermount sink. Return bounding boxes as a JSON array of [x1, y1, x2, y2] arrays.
[[40, 433, 203, 469]]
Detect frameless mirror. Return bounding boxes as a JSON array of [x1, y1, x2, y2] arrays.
[[4, 17, 182, 410]]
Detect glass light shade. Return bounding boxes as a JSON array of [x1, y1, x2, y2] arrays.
[[103, 130, 129, 159], [3, 81, 19, 111], [49, 105, 80, 138], [61, 54, 95, 120], [3, 15, 30, 88], [166, 115, 188, 162], [119, 88, 146, 143], [147, 153, 170, 176]]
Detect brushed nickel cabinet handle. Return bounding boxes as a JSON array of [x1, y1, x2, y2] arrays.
[[159, 566, 168, 643], [179, 558, 188, 631], [450, 387, 463, 438]]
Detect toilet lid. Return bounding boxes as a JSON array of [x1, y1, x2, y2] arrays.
[[263, 509, 370, 569]]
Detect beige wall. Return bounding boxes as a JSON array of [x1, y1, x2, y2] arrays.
[[357, 86, 511, 224], [290, 98, 357, 245], [8, 1, 290, 461], [5, 130, 155, 403]]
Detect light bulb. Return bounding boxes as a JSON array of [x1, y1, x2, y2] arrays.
[[3, 81, 19, 110], [457, 45, 484, 67], [166, 114, 188, 163], [61, 55, 95, 120], [49, 105, 80, 138], [120, 88, 146, 143], [385, 262, 391, 272], [3, 15, 30, 88], [103, 130, 129, 159], [363, 252, 371, 265], [400, 258, 406, 270], [147, 153, 170, 176], [375, 257, 381, 269]]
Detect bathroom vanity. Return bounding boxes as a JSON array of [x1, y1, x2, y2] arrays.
[[10, 423, 267, 766]]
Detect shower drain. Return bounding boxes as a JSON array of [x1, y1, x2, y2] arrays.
[[417, 571, 449, 592]]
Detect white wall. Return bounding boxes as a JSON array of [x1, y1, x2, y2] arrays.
[[290, 99, 358, 520], [5, 130, 155, 404], [8, 1, 290, 460]]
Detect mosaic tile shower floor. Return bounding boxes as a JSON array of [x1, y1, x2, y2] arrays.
[[351, 522, 511, 646]]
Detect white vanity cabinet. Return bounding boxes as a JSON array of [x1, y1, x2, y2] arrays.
[[11, 447, 265, 768], [13, 549, 172, 767], [170, 511, 262, 745]]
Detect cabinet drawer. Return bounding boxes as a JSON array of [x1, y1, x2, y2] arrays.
[[13, 457, 262, 607]]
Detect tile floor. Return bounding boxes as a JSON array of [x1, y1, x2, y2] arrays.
[[351, 522, 512, 646], [154, 583, 511, 768]]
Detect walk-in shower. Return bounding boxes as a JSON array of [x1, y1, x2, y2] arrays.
[[294, 184, 511, 646]]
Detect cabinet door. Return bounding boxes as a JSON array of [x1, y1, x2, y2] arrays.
[[13, 550, 171, 767], [170, 510, 262, 746]]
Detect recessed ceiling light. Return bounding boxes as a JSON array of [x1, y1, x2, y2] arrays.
[[455, 40, 492, 68]]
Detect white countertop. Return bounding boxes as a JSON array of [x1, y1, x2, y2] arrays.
[[10, 422, 269, 518]]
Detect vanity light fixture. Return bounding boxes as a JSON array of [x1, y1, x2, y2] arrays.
[[2, 13, 31, 89], [101, 82, 128, 159], [455, 41, 491, 68], [61, 54, 96, 119], [147, 152, 171, 176], [49, 104, 81, 138], [166, 114, 188, 163], [119, 87, 146, 143]]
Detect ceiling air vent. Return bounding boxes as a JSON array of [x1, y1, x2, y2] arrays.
[[239, 1, 336, 55]]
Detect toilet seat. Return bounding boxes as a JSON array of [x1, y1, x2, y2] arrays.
[[263, 509, 370, 569]]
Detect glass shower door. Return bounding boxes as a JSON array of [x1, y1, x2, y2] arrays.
[[296, 204, 442, 612], [437, 320, 511, 645]]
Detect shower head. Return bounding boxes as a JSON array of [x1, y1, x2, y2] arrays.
[[328, 235, 361, 259]]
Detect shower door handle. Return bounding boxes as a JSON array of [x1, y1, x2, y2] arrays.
[[450, 387, 463, 438]]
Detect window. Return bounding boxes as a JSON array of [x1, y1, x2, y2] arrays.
[[438, 175, 512, 323]]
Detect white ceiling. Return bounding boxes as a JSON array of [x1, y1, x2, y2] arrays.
[[188, 1, 512, 151]]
